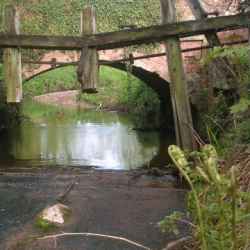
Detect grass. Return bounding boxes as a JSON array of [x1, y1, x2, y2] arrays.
[[24, 66, 79, 97]]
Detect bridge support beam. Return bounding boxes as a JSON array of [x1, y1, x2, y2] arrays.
[[161, 0, 196, 150], [3, 5, 22, 103], [77, 6, 99, 93], [186, 0, 220, 46]]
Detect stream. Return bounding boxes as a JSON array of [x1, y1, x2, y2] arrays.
[[0, 101, 175, 170], [0, 101, 186, 250]]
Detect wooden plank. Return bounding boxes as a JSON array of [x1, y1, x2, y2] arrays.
[[0, 12, 250, 50], [0, 38, 246, 66], [3, 5, 22, 103], [77, 6, 98, 93], [161, 0, 195, 150], [186, 0, 220, 46]]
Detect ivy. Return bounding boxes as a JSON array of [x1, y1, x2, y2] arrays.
[[0, 0, 164, 59], [0, 0, 161, 35]]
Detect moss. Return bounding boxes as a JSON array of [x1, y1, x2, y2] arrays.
[[34, 217, 58, 233]]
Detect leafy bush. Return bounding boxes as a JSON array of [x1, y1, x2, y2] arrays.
[[222, 118, 250, 149], [199, 46, 250, 149], [160, 145, 250, 250], [203, 46, 250, 94], [120, 74, 161, 129]]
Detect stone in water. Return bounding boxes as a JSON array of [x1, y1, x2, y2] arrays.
[[41, 203, 70, 224]]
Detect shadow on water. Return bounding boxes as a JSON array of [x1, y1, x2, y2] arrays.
[[0, 100, 175, 170]]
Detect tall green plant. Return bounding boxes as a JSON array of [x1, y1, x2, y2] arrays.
[[159, 145, 250, 250]]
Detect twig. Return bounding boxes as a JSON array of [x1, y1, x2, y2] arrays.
[[163, 236, 192, 250], [56, 179, 78, 203], [38, 232, 152, 250], [172, 218, 197, 229]]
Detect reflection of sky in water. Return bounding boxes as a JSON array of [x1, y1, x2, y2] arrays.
[[10, 115, 160, 170]]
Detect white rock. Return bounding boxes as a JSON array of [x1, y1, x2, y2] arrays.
[[41, 203, 70, 224]]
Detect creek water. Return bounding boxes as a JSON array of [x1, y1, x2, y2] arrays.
[[0, 101, 175, 170]]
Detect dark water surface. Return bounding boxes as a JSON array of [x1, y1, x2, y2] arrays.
[[0, 102, 174, 169]]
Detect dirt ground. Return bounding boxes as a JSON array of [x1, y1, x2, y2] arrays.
[[0, 168, 188, 250]]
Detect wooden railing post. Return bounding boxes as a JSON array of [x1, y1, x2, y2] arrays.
[[3, 5, 22, 103], [186, 0, 221, 46], [77, 6, 98, 93], [160, 0, 196, 150]]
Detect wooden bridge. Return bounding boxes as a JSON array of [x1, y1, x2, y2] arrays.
[[1, 0, 250, 150]]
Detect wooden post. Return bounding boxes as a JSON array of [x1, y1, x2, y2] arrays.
[[3, 5, 22, 103], [160, 0, 195, 150], [186, 0, 220, 46], [77, 6, 98, 93]]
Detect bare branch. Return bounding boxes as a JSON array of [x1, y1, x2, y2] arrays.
[[38, 232, 152, 250], [163, 236, 193, 250]]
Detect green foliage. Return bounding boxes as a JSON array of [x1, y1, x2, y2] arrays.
[[0, 0, 160, 35], [230, 97, 250, 115], [160, 145, 250, 250], [204, 46, 250, 91], [0, 0, 162, 60], [200, 92, 229, 141], [222, 118, 250, 148], [199, 46, 250, 151], [120, 74, 161, 129], [0, 64, 3, 80], [24, 66, 79, 96], [158, 211, 185, 235], [35, 217, 57, 233]]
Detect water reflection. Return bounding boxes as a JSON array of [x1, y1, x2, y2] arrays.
[[0, 98, 176, 169], [0, 108, 176, 170]]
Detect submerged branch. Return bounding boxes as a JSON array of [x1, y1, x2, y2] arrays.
[[38, 232, 152, 250]]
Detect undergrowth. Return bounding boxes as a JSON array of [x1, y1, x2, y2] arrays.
[[160, 46, 250, 249], [160, 145, 250, 250], [198, 46, 250, 153]]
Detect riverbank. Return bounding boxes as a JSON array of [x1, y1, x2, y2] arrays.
[[0, 167, 188, 250], [32, 90, 126, 112], [33, 90, 95, 110]]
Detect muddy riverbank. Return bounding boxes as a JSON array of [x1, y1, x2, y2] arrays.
[[0, 168, 188, 250]]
